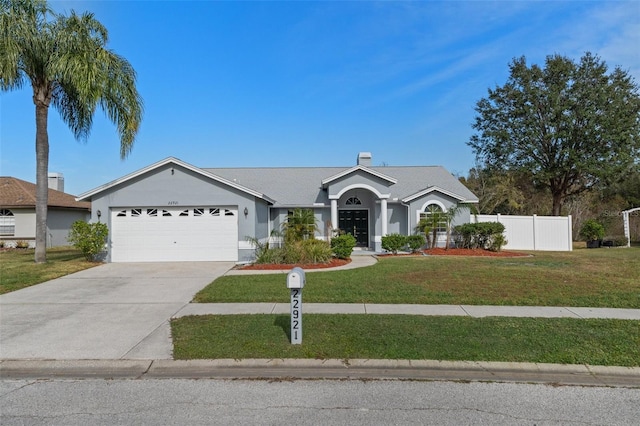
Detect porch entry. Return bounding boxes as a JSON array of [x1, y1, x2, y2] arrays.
[[339, 209, 369, 247]]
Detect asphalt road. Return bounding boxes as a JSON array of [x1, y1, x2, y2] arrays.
[[2, 378, 638, 425]]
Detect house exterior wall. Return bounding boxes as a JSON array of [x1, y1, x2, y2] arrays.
[[47, 209, 90, 247], [13, 209, 36, 240], [89, 163, 263, 262], [0, 208, 88, 248], [386, 203, 407, 235], [406, 192, 463, 232]]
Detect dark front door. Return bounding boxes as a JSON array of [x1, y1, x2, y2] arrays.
[[339, 209, 369, 247]]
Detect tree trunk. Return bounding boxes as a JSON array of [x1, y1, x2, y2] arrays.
[[551, 191, 563, 216], [34, 101, 49, 263]]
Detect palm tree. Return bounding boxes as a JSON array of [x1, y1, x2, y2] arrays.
[[282, 208, 318, 243], [0, 0, 143, 262]]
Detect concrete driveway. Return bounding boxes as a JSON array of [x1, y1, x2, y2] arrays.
[[0, 262, 232, 360]]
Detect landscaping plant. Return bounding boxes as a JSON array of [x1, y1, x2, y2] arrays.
[[67, 220, 108, 261], [331, 233, 357, 259], [381, 233, 407, 254]]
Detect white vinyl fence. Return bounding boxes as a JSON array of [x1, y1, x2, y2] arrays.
[[471, 214, 573, 251]]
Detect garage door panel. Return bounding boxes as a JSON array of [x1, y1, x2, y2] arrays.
[[111, 207, 238, 262]]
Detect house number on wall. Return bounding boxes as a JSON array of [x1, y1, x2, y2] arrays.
[[167, 201, 179, 205]]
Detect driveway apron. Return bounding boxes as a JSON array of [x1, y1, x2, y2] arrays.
[[0, 262, 232, 360]]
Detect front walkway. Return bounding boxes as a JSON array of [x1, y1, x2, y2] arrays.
[[176, 303, 640, 319]]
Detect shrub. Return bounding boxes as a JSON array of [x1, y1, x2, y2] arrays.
[[454, 222, 505, 250], [406, 234, 426, 252], [488, 233, 508, 252], [67, 221, 108, 261], [331, 233, 357, 259], [579, 219, 605, 241], [297, 239, 333, 264], [251, 239, 332, 264], [15, 240, 30, 249], [381, 233, 407, 254]]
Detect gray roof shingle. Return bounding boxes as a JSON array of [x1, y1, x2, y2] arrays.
[[204, 165, 478, 206]]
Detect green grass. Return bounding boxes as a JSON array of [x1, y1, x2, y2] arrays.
[[193, 248, 640, 308], [0, 247, 98, 294], [171, 314, 640, 366]]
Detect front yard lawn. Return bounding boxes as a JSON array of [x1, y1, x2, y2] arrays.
[[171, 315, 640, 366], [0, 247, 98, 294], [194, 248, 640, 308]]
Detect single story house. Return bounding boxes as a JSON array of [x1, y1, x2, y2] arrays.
[[77, 153, 479, 262], [0, 176, 91, 248]]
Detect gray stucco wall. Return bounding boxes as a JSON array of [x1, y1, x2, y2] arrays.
[[88, 163, 266, 262], [47, 209, 90, 247]]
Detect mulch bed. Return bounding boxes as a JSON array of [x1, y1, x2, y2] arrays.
[[237, 258, 351, 270], [239, 248, 529, 270]]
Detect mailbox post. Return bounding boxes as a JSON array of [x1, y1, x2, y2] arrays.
[[286, 267, 305, 344]]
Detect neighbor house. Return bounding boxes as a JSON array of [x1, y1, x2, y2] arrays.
[[77, 153, 478, 262], [0, 175, 91, 248]]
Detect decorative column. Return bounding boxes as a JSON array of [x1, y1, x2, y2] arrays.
[[381, 198, 388, 237], [331, 199, 338, 232]]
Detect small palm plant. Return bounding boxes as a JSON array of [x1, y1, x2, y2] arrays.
[[282, 208, 318, 243]]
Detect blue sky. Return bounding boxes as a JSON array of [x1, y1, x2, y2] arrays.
[[1, 0, 639, 195]]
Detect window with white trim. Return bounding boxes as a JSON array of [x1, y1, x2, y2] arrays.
[[346, 197, 362, 205], [419, 204, 447, 233], [0, 209, 15, 236]]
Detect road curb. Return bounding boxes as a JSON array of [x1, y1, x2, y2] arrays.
[[2, 359, 639, 386]]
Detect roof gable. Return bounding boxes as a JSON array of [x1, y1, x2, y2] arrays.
[[0, 177, 90, 210], [401, 186, 469, 203], [76, 157, 275, 204], [321, 165, 397, 187]]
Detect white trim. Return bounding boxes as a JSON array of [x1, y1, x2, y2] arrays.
[[402, 186, 468, 203], [321, 165, 397, 186], [419, 199, 447, 212], [77, 157, 275, 204], [416, 200, 447, 225], [329, 184, 391, 200]]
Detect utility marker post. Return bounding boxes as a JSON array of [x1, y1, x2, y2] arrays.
[[286, 267, 305, 344]]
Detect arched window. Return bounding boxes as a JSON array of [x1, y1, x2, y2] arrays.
[[345, 197, 362, 205], [0, 209, 15, 236], [419, 204, 447, 233]]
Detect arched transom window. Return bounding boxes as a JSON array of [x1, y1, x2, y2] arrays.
[[0, 209, 15, 236], [345, 197, 362, 205]]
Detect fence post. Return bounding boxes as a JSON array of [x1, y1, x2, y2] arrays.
[[567, 215, 573, 251], [532, 214, 537, 250]]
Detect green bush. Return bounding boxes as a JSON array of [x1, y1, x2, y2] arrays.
[[297, 239, 333, 264], [488, 233, 508, 252], [381, 233, 407, 254], [252, 239, 332, 264], [331, 233, 357, 259], [406, 234, 426, 252], [454, 222, 505, 250], [67, 221, 108, 261], [579, 219, 605, 241]]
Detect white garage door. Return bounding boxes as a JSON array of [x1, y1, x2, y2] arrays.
[[111, 207, 238, 262]]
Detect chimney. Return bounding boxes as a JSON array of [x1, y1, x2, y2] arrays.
[[357, 152, 372, 167], [48, 173, 64, 192]]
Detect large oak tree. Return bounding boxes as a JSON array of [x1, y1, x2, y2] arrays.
[[0, 0, 143, 262], [469, 53, 640, 216]]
